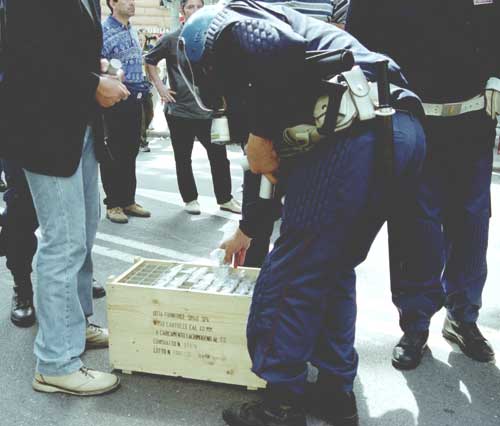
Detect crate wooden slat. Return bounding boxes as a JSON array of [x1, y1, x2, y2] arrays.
[[107, 258, 266, 389]]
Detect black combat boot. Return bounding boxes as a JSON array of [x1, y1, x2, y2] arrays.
[[392, 330, 429, 370], [11, 277, 35, 327], [442, 317, 495, 362], [306, 371, 359, 426], [222, 387, 306, 426]]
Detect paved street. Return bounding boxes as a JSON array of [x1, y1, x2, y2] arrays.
[[0, 132, 499, 426]]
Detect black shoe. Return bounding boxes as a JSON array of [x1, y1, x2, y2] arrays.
[[11, 294, 36, 327], [442, 317, 495, 362], [222, 390, 306, 426], [392, 330, 429, 370], [305, 374, 359, 426], [92, 279, 106, 299]]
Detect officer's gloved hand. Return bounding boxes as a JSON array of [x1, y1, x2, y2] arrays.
[[485, 77, 500, 119]]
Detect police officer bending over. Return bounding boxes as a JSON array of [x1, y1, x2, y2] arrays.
[[179, 1, 426, 424], [347, 0, 499, 370], [219, 0, 352, 268]]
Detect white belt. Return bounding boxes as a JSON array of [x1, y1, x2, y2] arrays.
[[422, 95, 485, 117]]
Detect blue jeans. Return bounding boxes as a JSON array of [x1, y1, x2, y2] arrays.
[[24, 127, 99, 376], [247, 112, 426, 394]]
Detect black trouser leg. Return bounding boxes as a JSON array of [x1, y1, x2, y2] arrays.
[[141, 92, 154, 146], [166, 114, 199, 203], [1, 160, 38, 298], [195, 119, 232, 204], [100, 96, 142, 208]]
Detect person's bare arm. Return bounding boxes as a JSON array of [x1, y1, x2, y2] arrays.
[[145, 63, 176, 103]]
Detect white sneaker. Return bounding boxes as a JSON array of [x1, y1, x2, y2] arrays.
[[86, 323, 109, 349], [219, 197, 242, 214], [184, 200, 201, 215], [33, 367, 120, 396]]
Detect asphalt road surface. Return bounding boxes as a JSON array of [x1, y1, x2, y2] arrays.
[[0, 137, 499, 426]]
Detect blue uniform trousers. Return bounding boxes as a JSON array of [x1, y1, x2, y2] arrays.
[[247, 112, 426, 393], [392, 110, 494, 328], [0, 160, 38, 297]]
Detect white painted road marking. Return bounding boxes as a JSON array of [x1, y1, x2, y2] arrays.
[[95, 232, 209, 263]]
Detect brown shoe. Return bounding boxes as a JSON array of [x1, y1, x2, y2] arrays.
[[123, 203, 151, 218], [106, 207, 128, 223]]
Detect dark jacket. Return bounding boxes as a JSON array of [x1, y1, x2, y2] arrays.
[[2, 0, 104, 177], [346, 0, 500, 103]]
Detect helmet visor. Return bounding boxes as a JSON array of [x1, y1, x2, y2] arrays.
[[177, 36, 226, 114]]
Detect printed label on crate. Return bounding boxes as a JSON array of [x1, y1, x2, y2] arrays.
[[152, 310, 229, 364]]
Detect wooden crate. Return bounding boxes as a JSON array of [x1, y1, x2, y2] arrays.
[[107, 258, 266, 390]]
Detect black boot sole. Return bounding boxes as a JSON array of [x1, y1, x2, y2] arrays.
[[308, 401, 359, 426], [442, 329, 495, 363], [11, 314, 36, 328], [391, 344, 428, 371], [222, 409, 306, 426], [311, 406, 360, 426], [317, 414, 359, 426], [222, 410, 247, 426]]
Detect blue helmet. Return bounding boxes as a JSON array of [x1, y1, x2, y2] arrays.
[[178, 4, 226, 113], [179, 4, 223, 65]]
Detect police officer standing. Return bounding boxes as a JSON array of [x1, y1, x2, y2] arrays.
[[347, 0, 500, 369], [178, 1, 427, 424]]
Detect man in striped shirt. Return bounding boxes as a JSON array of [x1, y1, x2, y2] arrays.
[[261, 0, 348, 24], [331, 0, 348, 25]]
